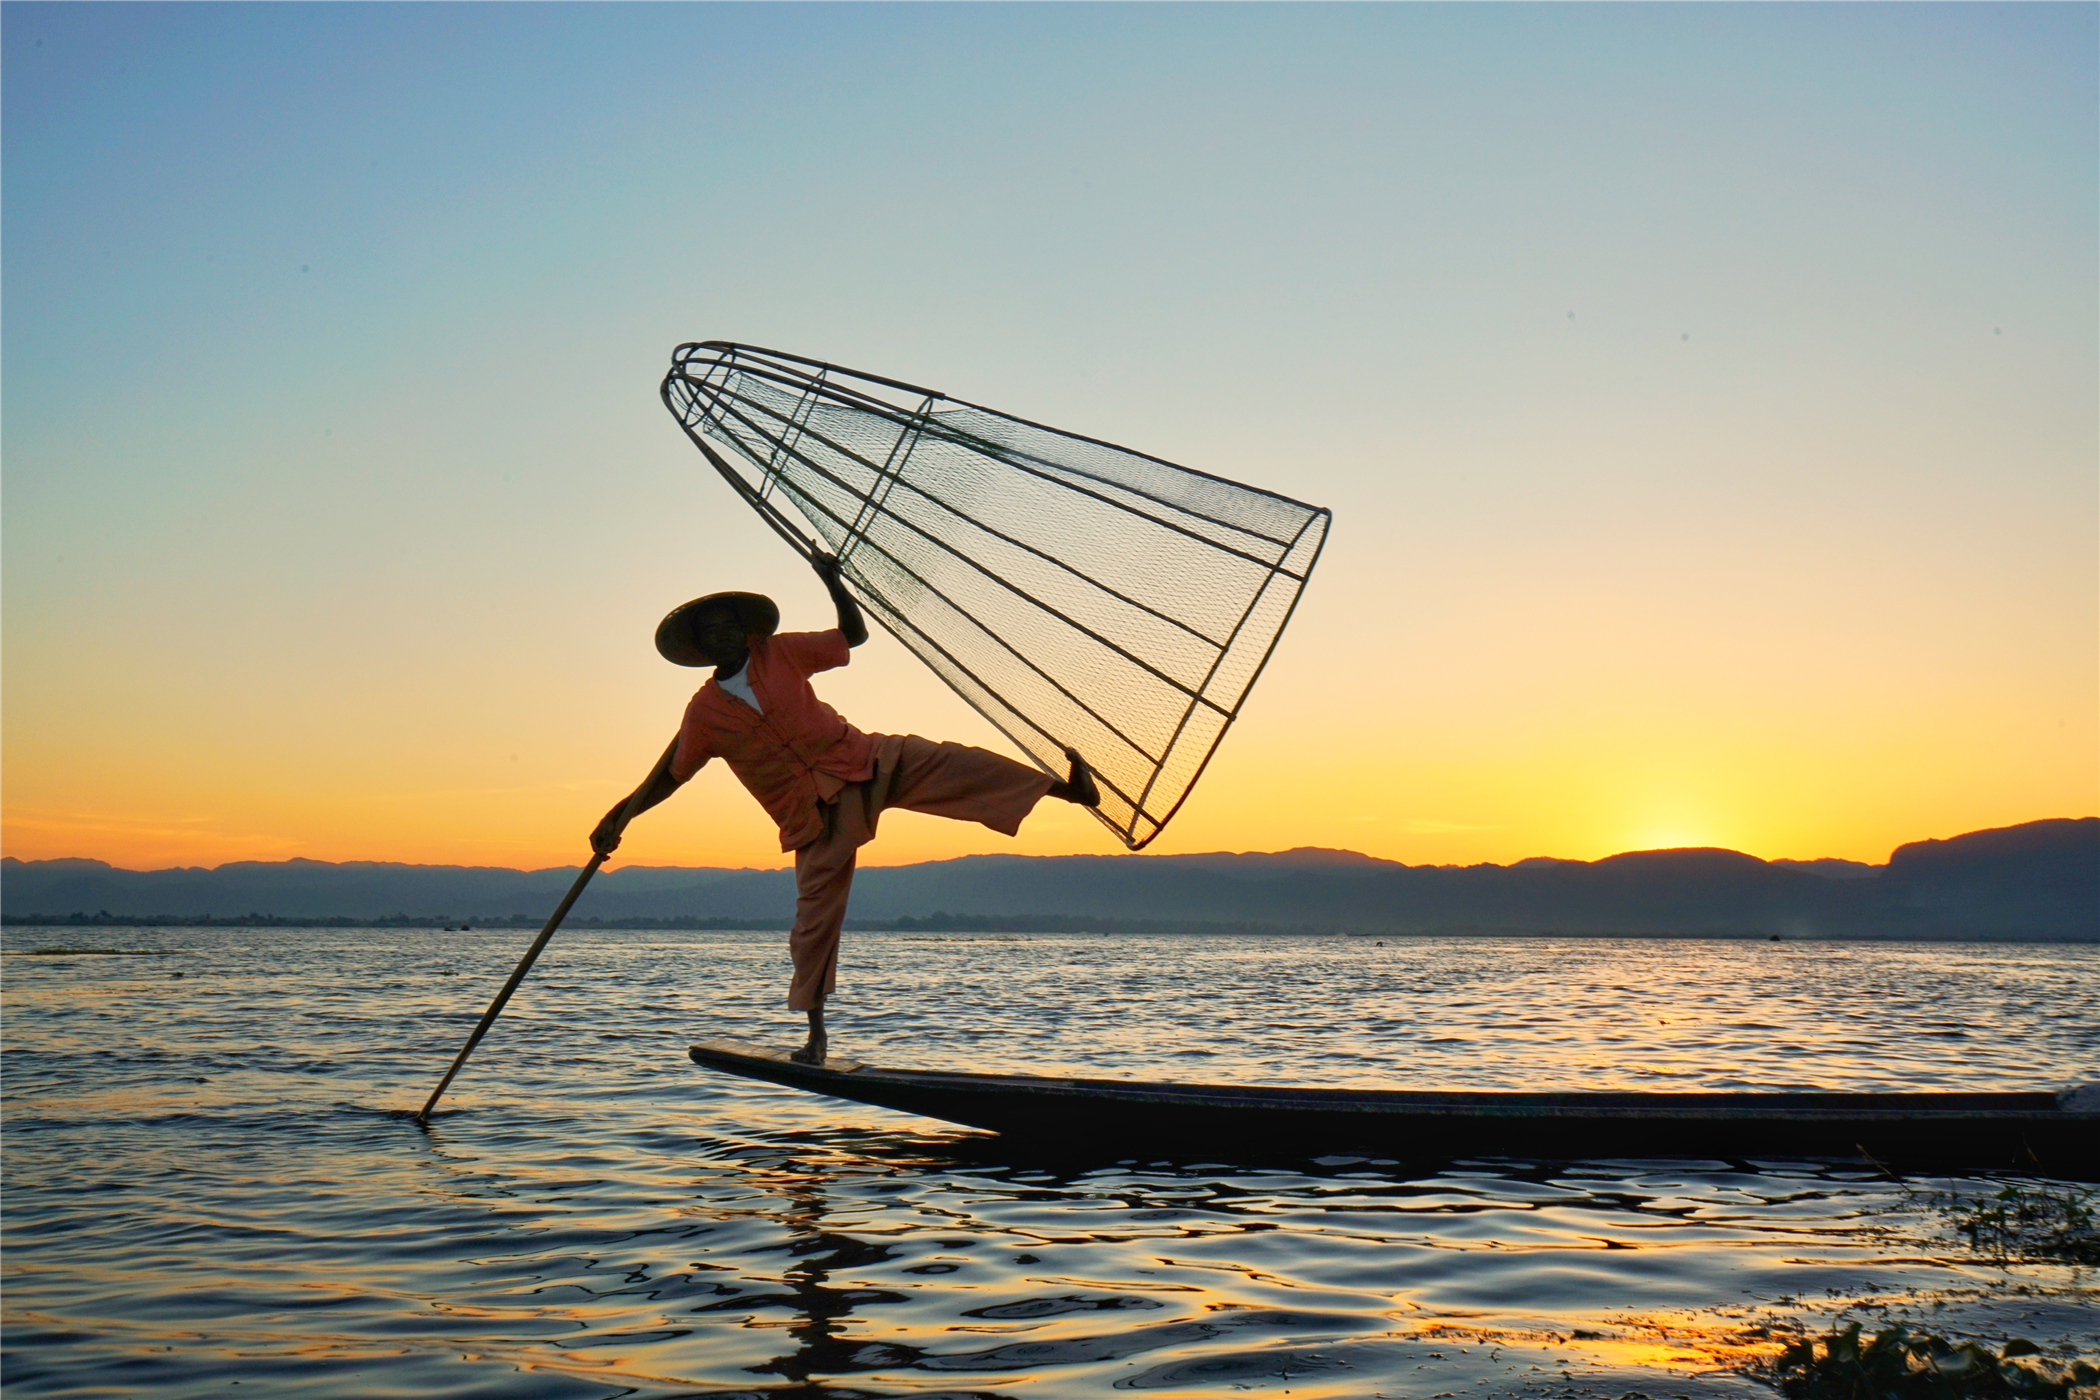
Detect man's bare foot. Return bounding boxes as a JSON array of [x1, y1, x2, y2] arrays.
[[789, 1005, 828, 1065], [1055, 746, 1100, 808]]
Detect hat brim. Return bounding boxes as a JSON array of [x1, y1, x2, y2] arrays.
[[655, 592, 779, 667]]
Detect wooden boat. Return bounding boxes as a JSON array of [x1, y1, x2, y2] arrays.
[[690, 1039, 2099, 1174]]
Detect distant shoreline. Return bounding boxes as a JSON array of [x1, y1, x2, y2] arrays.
[[0, 910, 1305, 935], [3, 911, 2093, 942], [6, 818, 2092, 941]]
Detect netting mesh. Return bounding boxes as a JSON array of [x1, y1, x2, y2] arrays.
[[661, 342, 1329, 851]]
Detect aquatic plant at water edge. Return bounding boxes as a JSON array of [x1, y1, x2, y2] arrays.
[[1946, 1183, 2099, 1265], [1770, 1322, 2099, 1398]]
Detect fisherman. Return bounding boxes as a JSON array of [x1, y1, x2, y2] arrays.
[[591, 553, 1099, 1065]]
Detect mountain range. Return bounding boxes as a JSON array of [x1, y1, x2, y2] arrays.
[[4, 817, 2092, 939]]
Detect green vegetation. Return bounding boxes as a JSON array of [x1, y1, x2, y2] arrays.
[[1947, 1182, 2098, 1265], [1772, 1323, 2098, 1398]]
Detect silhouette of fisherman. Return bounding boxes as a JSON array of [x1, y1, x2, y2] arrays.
[[593, 554, 1099, 1065]]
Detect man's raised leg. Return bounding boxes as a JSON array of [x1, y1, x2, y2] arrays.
[[879, 737, 1065, 832]]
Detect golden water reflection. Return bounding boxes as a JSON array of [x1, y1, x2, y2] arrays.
[[3, 927, 2095, 1397]]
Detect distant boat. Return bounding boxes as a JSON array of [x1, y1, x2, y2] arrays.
[[690, 1039, 2098, 1174]]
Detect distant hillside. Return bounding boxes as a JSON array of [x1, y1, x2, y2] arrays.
[[3, 818, 2093, 939]]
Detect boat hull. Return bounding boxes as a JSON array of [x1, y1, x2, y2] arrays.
[[689, 1040, 2098, 1175]]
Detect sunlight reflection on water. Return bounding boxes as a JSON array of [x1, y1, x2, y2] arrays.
[[2, 928, 2094, 1398]]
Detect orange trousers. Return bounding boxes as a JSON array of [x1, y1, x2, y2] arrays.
[[787, 734, 1055, 1010]]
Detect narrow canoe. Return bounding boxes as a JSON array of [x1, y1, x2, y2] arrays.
[[690, 1039, 2099, 1175]]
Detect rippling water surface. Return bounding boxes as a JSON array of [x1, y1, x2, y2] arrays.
[[4, 927, 2095, 1398]]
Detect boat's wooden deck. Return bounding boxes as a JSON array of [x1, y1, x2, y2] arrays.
[[689, 1039, 2099, 1174]]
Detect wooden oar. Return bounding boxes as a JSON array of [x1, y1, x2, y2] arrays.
[[413, 735, 679, 1123]]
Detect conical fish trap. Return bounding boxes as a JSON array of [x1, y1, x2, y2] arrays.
[[662, 341, 1329, 850]]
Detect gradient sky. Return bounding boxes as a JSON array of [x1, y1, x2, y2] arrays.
[[5, 3, 2094, 874]]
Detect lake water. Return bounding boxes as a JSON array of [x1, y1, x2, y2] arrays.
[[3, 927, 2096, 1398]]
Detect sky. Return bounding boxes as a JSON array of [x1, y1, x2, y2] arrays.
[[4, 2, 2094, 874]]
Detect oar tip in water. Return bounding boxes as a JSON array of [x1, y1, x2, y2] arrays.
[[410, 832, 641, 1118]]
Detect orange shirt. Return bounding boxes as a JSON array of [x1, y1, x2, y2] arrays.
[[671, 630, 878, 851]]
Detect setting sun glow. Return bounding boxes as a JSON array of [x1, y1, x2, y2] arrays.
[[4, 5, 2092, 873]]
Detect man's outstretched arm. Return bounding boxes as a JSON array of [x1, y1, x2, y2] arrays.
[[591, 737, 688, 855], [813, 553, 868, 647]]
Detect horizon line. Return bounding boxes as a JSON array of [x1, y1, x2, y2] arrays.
[[6, 814, 2093, 877]]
